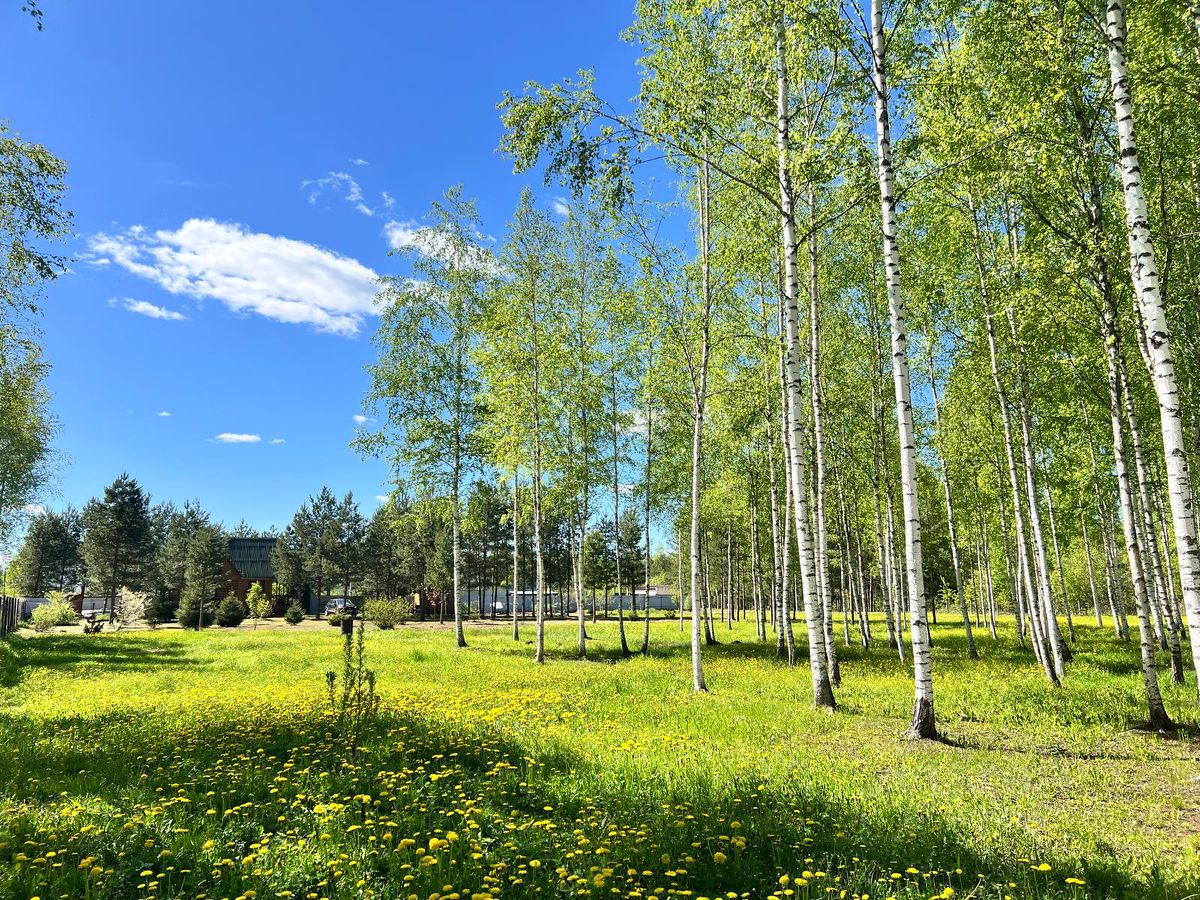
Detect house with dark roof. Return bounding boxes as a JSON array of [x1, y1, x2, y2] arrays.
[[224, 537, 277, 605]]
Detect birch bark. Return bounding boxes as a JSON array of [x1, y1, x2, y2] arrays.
[[776, 15, 833, 708], [1105, 0, 1200, 694]]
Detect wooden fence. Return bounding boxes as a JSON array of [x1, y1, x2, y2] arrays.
[[0, 596, 20, 637]]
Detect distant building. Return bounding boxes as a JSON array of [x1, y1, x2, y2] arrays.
[[224, 537, 277, 604], [611, 586, 676, 611]]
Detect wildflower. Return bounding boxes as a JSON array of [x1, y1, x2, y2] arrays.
[[713, 852, 727, 864]]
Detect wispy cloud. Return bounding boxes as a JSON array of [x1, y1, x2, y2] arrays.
[[349, 158, 369, 167], [302, 171, 375, 216], [552, 197, 571, 216], [352, 414, 371, 426], [89, 219, 379, 336], [381, 191, 395, 210], [117, 298, 187, 321], [268, 437, 287, 445], [375, 494, 390, 504], [214, 433, 261, 444], [157, 411, 172, 417]]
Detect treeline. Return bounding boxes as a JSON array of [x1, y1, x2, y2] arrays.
[[357, 0, 1200, 736], [7, 475, 662, 622], [11, 473, 253, 625]]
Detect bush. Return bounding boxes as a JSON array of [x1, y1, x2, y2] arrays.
[[365, 595, 414, 630], [284, 601, 305, 625], [143, 594, 173, 628], [327, 611, 344, 627], [29, 596, 77, 632], [216, 594, 247, 628], [177, 593, 215, 629]]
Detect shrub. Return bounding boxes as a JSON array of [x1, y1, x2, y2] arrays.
[[365, 594, 414, 630], [177, 593, 215, 629], [327, 611, 344, 627], [284, 601, 305, 625], [143, 594, 173, 628], [28, 593, 77, 632], [216, 594, 247, 628], [30, 603, 64, 632]]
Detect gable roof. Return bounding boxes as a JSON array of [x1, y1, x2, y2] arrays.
[[227, 537, 277, 580]]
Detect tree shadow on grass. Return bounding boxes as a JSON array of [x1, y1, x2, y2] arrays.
[[0, 632, 199, 688], [0, 680, 1192, 900]]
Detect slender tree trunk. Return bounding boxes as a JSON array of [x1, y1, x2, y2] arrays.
[[806, 188, 839, 686], [927, 350, 977, 659], [1085, 409, 1130, 639], [612, 342, 630, 658], [776, 15, 833, 708], [533, 305, 547, 664], [1043, 480, 1075, 643], [511, 472, 520, 641], [1008, 309, 1069, 675], [1103, 296, 1174, 730], [1120, 358, 1184, 680], [751, 489, 766, 642], [1081, 508, 1104, 628], [870, 0, 931, 735], [642, 395, 653, 655], [1105, 0, 1200, 696], [688, 161, 712, 693], [996, 466, 1024, 647], [979, 256, 1055, 681]]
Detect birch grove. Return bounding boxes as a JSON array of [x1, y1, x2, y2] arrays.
[[353, 0, 1200, 739]]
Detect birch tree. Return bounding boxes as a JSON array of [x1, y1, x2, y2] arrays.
[[359, 185, 493, 650]]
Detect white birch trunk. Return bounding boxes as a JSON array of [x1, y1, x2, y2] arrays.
[[807, 187, 839, 686], [512, 471, 520, 640], [1081, 508, 1104, 628], [776, 16, 833, 707], [1104, 0, 1200, 695], [689, 161, 712, 693], [928, 350, 977, 659], [981, 280, 1056, 681], [871, 0, 932, 736], [1120, 359, 1185, 680], [1103, 297, 1173, 730], [1007, 310, 1068, 677]]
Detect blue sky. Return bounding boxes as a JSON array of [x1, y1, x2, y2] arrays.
[[2, 1, 642, 532]]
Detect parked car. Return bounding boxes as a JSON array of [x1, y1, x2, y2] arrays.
[[324, 599, 359, 617]]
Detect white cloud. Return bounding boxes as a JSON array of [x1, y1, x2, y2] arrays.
[[352, 414, 370, 425], [157, 411, 171, 417], [89, 219, 380, 336], [302, 171, 374, 216], [552, 197, 571, 216], [384, 219, 500, 274], [215, 433, 261, 444], [349, 158, 369, 166], [381, 191, 395, 210], [375, 494, 390, 504], [268, 438, 287, 445], [119, 298, 187, 321], [23, 503, 46, 516]]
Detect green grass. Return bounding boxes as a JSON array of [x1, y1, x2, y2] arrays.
[[0, 614, 1196, 900]]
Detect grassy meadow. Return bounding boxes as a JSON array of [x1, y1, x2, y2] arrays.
[[0, 615, 1196, 900]]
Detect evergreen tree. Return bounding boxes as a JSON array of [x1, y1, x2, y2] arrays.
[[81, 474, 154, 614]]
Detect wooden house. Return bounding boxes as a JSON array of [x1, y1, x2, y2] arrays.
[[224, 537, 277, 606]]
